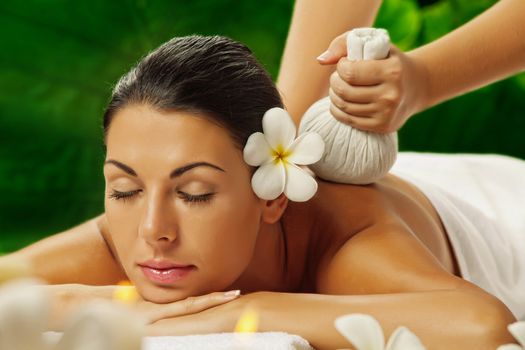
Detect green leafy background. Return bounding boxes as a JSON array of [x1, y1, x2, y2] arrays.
[[1, 0, 524, 253]]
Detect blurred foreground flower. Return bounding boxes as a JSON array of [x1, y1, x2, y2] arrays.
[[498, 321, 525, 350], [0, 279, 144, 350], [334, 313, 427, 350], [0, 279, 49, 350]]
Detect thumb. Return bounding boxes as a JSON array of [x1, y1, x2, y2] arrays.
[[316, 32, 348, 65]]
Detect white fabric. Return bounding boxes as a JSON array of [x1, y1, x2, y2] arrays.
[[347, 28, 391, 61], [391, 152, 525, 320], [44, 331, 314, 350], [300, 27, 398, 185], [143, 332, 313, 350], [300, 97, 398, 184]]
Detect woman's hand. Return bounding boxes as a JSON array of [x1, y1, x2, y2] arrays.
[[43, 283, 241, 331], [133, 289, 241, 324], [145, 291, 251, 336], [317, 32, 428, 134]]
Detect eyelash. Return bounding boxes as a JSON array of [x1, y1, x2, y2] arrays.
[[108, 190, 214, 205]]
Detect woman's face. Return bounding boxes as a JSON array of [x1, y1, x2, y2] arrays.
[[103, 104, 263, 303]]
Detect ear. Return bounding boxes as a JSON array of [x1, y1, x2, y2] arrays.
[[260, 193, 289, 224]]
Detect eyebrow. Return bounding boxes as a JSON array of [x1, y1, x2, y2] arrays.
[[104, 159, 226, 178]]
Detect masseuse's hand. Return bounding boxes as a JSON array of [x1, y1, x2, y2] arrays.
[[317, 32, 428, 134], [133, 289, 241, 324]]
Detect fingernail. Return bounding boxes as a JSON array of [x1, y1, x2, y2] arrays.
[[224, 290, 241, 298], [316, 50, 331, 61]]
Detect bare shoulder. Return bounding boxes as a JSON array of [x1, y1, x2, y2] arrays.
[[1, 213, 127, 285], [307, 179, 477, 295]]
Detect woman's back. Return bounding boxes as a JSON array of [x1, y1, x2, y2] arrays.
[[282, 172, 460, 294]]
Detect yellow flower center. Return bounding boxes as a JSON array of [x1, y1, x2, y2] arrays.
[[272, 144, 291, 165]]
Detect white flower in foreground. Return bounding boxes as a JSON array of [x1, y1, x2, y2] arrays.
[[335, 314, 427, 350], [498, 321, 525, 350], [243, 107, 325, 202], [0, 279, 143, 350], [0, 279, 49, 350]]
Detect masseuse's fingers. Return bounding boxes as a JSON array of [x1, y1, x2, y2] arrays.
[[329, 72, 383, 103], [316, 31, 348, 64], [318, 33, 424, 133], [138, 290, 241, 324], [336, 58, 384, 86], [329, 103, 381, 132], [329, 88, 377, 116], [329, 83, 400, 134], [328, 46, 416, 133]]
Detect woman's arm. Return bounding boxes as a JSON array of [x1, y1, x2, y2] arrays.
[[410, 0, 525, 112], [248, 289, 514, 350], [252, 222, 516, 349], [0, 213, 127, 285], [317, 0, 525, 133], [147, 288, 515, 350], [276, 0, 381, 127], [39, 283, 241, 331], [148, 221, 517, 350]]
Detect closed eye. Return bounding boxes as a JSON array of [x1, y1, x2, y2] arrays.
[[108, 189, 215, 205], [108, 189, 140, 201], [178, 191, 215, 205]]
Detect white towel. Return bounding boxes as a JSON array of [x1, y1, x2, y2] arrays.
[[143, 332, 314, 350], [44, 331, 314, 350], [391, 152, 525, 320]]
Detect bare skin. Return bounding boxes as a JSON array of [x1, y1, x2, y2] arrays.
[[276, 0, 381, 128], [280, 0, 525, 133], [0, 104, 517, 349]]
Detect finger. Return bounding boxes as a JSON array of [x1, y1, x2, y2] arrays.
[[316, 32, 348, 65], [329, 88, 377, 117], [330, 72, 384, 103], [386, 44, 401, 59], [147, 290, 241, 323], [382, 46, 404, 82], [329, 104, 381, 132], [336, 58, 384, 86]]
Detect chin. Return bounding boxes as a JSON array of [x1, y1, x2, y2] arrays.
[[136, 282, 191, 304]]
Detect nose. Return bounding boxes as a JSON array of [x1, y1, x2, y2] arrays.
[[139, 191, 178, 246]]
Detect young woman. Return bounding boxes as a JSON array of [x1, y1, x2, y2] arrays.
[[0, 35, 522, 350]]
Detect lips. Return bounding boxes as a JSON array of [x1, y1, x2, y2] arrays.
[[138, 259, 195, 285]]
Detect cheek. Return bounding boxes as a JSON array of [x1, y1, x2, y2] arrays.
[[188, 193, 261, 288], [104, 197, 141, 276]]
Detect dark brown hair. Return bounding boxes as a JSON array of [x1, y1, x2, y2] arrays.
[[103, 35, 283, 149]]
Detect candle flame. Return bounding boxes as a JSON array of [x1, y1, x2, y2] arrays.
[[235, 307, 259, 333], [113, 280, 139, 304]]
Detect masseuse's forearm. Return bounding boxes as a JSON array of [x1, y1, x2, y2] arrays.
[[247, 290, 516, 350], [276, 0, 381, 127], [409, 0, 525, 112]]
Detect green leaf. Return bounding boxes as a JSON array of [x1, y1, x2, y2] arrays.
[[420, 0, 497, 42], [374, 0, 422, 50], [0, 0, 294, 252]]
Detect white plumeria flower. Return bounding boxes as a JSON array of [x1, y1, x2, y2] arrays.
[[497, 321, 525, 350], [243, 107, 325, 202], [0, 279, 143, 350], [335, 314, 427, 350], [0, 279, 49, 350], [55, 300, 143, 350]]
